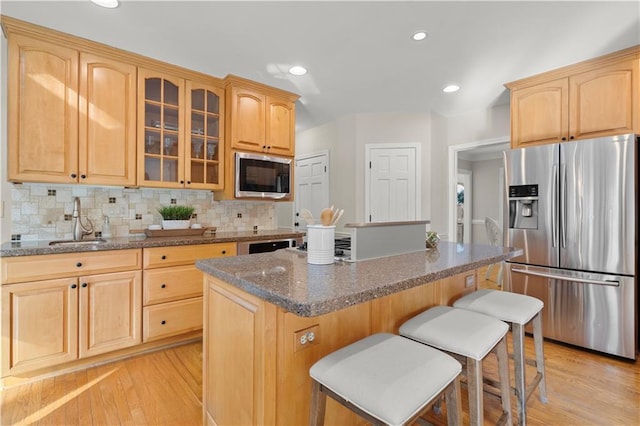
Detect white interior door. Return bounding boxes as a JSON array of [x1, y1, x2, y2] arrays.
[[295, 152, 329, 231], [366, 145, 420, 222]]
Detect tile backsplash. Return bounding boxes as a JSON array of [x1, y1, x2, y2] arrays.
[[9, 184, 275, 241]]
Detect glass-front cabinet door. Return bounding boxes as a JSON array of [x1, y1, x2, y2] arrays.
[[138, 69, 185, 188], [185, 82, 223, 190]]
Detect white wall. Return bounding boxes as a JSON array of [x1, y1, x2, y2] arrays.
[[292, 93, 510, 242], [471, 157, 503, 244], [296, 113, 432, 234]]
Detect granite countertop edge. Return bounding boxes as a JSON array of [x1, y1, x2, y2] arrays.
[[197, 245, 522, 317], [0, 229, 305, 257]]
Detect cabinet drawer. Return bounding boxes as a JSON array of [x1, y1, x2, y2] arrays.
[[143, 243, 236, 269], [144, 266, 203, 306], [1, 249, 142, 284], [143, 297, 203, 342]]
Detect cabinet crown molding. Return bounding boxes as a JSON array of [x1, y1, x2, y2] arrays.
[[505, 44, 640, 91], [224, 74, 300, 102]]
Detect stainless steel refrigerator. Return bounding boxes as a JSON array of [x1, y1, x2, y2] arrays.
[[503, 133, 637, 359]]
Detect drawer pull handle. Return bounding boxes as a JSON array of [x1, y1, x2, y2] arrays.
[[161, 255, 167, 260], [161, 284, 166, 288], [82, 283, 88, 288], [161, 320, 166, 325], [76, 262, 82, 267], [71, 284, 77, 289]]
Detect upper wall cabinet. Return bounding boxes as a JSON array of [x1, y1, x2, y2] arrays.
[[507, 46, 640, 148], [6, 33, 136, 185], [137, 69, 224, 190], [225, 75, 298, 157]]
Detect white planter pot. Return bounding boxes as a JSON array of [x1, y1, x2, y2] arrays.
[[162, 219, 191, 230]]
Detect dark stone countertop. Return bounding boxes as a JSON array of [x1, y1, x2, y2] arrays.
[[196, 241, 522, 317], [0, 229, 305, 257]]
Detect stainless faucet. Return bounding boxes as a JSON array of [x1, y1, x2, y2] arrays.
[[72, 197, 94, 240]]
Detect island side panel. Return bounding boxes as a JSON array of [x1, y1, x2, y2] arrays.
[[203, 274, 278, 426], [276, 303, 372, 425], [371, 277, 441, 333]]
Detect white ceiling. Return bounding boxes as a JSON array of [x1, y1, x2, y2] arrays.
[[2, 1, 639, 133]]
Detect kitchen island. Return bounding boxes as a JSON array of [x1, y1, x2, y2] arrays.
[[196, 242, 521, 425]]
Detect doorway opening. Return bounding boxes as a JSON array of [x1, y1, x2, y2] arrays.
[[447, 137, 509, 243]]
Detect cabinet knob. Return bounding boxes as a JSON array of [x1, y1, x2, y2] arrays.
[[80, 174, 87, 179], [569, 136, 575, 140], [71, 173, 77, 178], [76, 262, 82, 267], [71, 284, 77, 289], [82, 283, 88, 288], [161, 255, 166, 260], [187, 181, 191, 185], [161, 284, 166, 288], [180, 180, 184, 184], [221, 250, 226, 254], [267, 146, 272, 150], [161, 320, 166, 325]]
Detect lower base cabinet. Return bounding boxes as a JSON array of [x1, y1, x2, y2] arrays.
[[143, 297, 203, 342], [203, 269, 477, 425], [2, 270, 141, 375]]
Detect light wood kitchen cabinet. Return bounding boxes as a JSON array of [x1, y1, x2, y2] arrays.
[[185, 81, 224, 190], [7, 34, 78, 183], [225, 75, 298, 156], [1, 278, 79, 375], [507, 46, 640, 148], [138, 69, 224, 190], [79, 53, 137, 186], [79, 270, 141, 358], [6, 32, 136, 185], [142, 243, 236, 342], [1, 249, 142, 376]]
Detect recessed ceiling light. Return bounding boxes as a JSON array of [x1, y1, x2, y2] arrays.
[[91, 0, 119, 8], [412, 31, 428, 41], [288, 65, 308, 76], [443, 85, 460, 93]]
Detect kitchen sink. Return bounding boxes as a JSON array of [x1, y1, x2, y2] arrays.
[[49, 238, 107, 246]]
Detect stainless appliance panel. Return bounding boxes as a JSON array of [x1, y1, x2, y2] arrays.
[[237, 237, 302, 255], [504, 143, 558, 267], [561, 134, 636, 275], [506, 263, 636, 359]]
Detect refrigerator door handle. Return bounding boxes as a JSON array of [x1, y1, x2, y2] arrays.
[[552, 165, 558, 247], [560, 163, 567, 248], [511, 267, 620, 287]]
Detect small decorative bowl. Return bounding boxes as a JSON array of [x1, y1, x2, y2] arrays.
[[426, 231, 440, 249]]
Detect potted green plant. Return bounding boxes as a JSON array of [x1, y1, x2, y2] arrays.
[[157, 205, 194, 230]]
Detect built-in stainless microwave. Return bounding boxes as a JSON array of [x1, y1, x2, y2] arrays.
[[235, 152, 292, 199]]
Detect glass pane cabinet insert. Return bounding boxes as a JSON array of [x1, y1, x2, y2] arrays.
[[187, 85, 222, 187], [140, 74, 183, 186]]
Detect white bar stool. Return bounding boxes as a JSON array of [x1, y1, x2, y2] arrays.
[[453, 289, 548, 426], [309, 333, 463, 426], [400, 306, 513, 426]]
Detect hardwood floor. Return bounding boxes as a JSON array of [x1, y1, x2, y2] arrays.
[[0, 343, 202, 425], [1, 266, 638, 425]]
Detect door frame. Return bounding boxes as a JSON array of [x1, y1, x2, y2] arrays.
[[365, 143, 422, 223], [448, 136, 509, 242], [457, 169, 472, 243]]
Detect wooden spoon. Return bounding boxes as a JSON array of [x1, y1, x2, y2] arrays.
[[320, 208, 333, 226]]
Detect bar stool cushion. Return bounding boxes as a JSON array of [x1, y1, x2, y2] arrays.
[[400, 306, 508, 360], [453, 289, 544, 325], [310, 333, 461, 425]]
